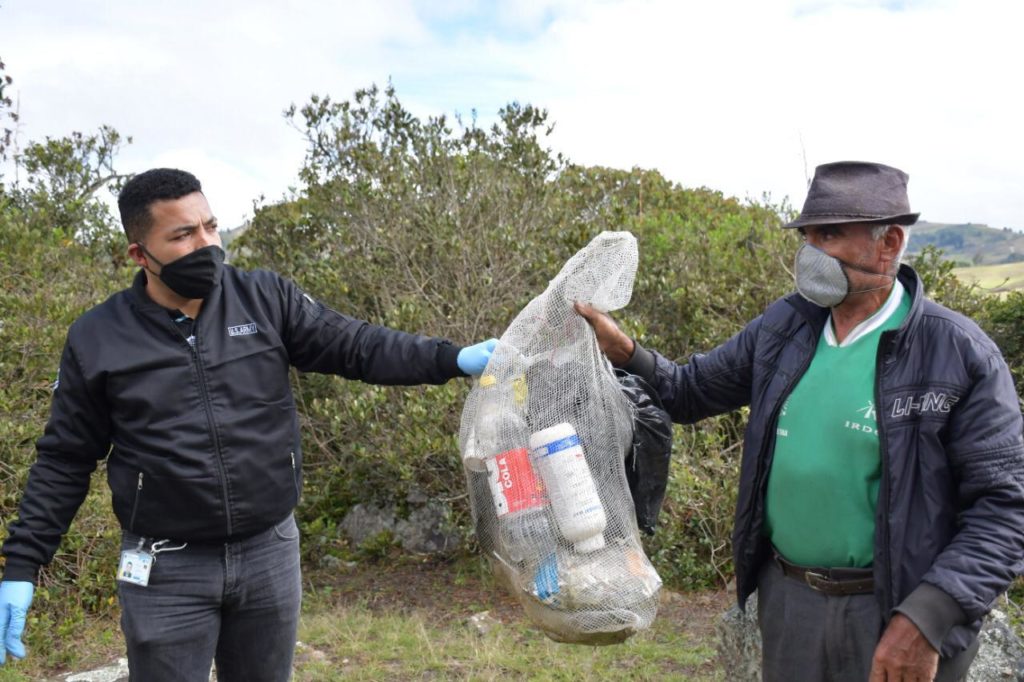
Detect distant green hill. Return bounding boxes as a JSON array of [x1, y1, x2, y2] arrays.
[[954, 260, 1024, 294], [908, 221, 1024, 266]]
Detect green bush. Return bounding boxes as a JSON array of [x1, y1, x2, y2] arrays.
[[0, 192, 132, 662], [979, 291, 1024, 396]]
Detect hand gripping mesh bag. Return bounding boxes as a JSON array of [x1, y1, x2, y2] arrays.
[[459, 231, 662, 644]]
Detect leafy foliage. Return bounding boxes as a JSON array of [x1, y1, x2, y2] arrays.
[[980, 292, 1024, 397], [0, 124, 133, 663], [8, 126, 132, 261], [0, 56, 17, 166]]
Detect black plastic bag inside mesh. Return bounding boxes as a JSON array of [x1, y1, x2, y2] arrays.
[[617, 371, 674, 536]]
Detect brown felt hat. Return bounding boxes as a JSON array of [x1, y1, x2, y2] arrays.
[[784, 161, 920, 229]]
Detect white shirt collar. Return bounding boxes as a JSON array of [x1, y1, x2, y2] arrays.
[[823, 280, 905, 348]]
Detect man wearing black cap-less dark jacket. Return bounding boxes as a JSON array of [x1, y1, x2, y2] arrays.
[[576, 161, 1024, 682], [0, 168, 498, 680]]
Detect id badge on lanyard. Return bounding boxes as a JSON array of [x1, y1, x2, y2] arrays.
[[118, 538, 188, 587]]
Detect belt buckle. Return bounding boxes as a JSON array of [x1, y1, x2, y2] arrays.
[[804, 570, 831, 592]]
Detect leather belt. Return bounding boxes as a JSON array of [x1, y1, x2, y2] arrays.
[[774, 553, 874, 596]]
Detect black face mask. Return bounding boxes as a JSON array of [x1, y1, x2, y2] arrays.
[[139, 244, 225, 300]]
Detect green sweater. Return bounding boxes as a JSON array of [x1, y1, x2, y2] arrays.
[[765, 283, 911, 567]]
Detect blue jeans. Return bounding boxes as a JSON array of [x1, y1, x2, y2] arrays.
[[117, 514, 302, 682]]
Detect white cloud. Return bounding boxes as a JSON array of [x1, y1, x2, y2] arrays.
[[2, 0, 1021, 229]]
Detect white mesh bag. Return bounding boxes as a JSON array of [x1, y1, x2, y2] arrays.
[[459, 231, 662, 644]]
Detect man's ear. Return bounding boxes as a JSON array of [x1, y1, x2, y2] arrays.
[[128, 242, 148, 269], [879, 225, 904, 270]]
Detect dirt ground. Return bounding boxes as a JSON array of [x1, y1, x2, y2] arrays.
[[304, 553, 733, 642]]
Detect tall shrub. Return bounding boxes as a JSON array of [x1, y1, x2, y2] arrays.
[[0, 126, 133, 663]]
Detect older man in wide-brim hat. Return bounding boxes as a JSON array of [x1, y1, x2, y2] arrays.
[[785, 161, 919, 341], [576, 160, 1024, 682]]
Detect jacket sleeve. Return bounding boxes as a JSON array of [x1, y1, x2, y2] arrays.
[[624, 315, 761, 424], [273, 275, 465, 385], [896, 350, 1024, 650], [2, 339, 109, 583]]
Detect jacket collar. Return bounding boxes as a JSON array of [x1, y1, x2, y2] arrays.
[[128, 269, 165, 313], [127, 267, 227, 317], [889, 263, 925, 355]]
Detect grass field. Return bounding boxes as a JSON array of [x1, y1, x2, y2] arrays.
[[954, 261, 1024, 293], [0, 557, 730, 681]]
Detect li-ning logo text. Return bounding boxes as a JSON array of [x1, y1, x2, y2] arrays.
[[890, 392, 960, 418], [227, 322, 258, 337]]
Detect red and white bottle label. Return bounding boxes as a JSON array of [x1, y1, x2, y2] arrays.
[[486, 448, 546, 515]]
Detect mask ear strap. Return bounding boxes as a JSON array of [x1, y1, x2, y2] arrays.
[[803, 243, 895, 280], [839, 258, 895, 300], [836, 256, 895, 280], [135, 243, 164, 276], [846, 281, 894, 298]]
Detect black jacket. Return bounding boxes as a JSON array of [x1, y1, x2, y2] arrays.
[[626, 265, 1024, 657], [3, 266, 464, 582]]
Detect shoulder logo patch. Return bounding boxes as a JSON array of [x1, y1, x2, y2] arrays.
[[227, 322, 258, 337]]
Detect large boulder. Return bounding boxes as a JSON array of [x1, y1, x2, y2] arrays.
[[971, 609, 1024, 681]]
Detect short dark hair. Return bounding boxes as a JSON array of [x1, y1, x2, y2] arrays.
[[118, 168, 203, 243]]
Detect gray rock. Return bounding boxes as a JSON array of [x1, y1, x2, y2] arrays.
[[318, 554, 359, 570], [716, 592, 1024, 682], [59, 659, 216, 682], [968, 608, 1024, 682], [406, 489, 430, 505], [715, 592, 761, 682], [340, 503, 397, 547], [394, 503, 461, 554], [341, 501, 460, 555], [62, 658, 129, 682]]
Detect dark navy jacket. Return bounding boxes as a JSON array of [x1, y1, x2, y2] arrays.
[[626, 264, 1024, 657], [3, 266, 464, 582]]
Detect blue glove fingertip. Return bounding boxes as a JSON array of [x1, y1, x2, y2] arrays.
[[458, 338, 499, 376]]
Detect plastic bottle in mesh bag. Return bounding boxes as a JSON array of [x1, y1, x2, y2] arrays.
[[473, 375, 560, 603], [529, 422, 606, 553]]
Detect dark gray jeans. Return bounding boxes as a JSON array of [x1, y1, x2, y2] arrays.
[[117, 514, 302, 682], [756, 559, 975, 682]]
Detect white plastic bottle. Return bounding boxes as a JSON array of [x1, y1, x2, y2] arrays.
[[529, 423, 607, 553]]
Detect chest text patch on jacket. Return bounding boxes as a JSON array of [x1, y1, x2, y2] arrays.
[[228, 322, 258, 337], [890, 391, 960, 418]]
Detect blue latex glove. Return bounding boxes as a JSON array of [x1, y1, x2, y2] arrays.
[[457, 338, 498, 376], [0, 581, 33, 664]]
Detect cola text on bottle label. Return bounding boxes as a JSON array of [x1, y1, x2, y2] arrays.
[[486, 447, 547, 516]]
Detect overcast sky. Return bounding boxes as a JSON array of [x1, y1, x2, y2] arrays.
[[3, 0, 1022, 231]]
